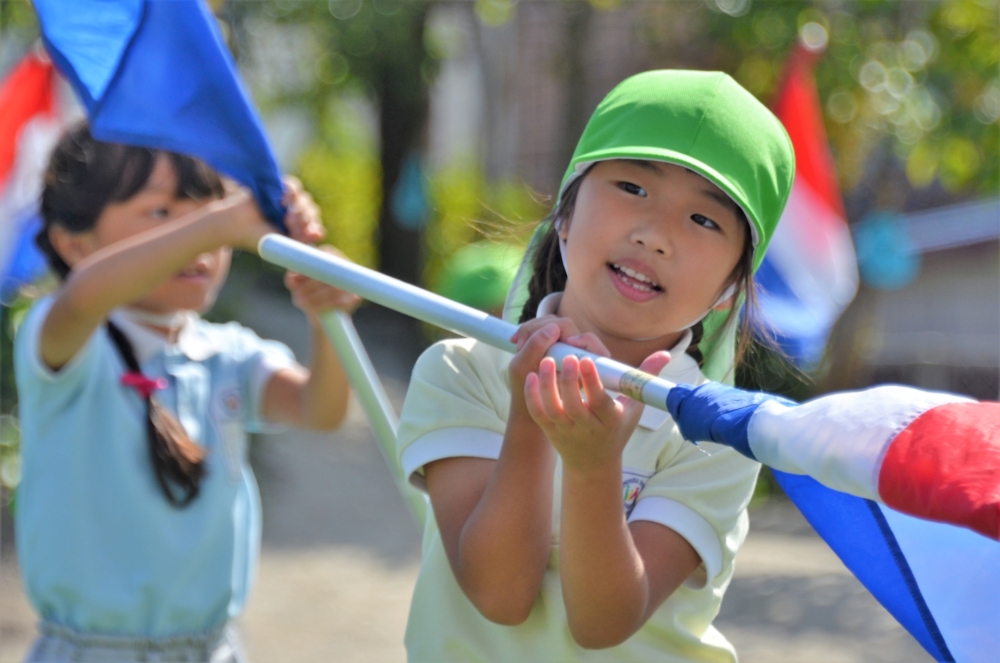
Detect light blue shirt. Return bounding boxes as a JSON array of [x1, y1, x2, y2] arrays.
[[14, 296, 296, 638]]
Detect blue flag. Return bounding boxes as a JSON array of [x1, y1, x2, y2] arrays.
[[34, 0, 286, 228]]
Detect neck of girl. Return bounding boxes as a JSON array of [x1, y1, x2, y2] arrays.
[[120, 307, 188, 343]]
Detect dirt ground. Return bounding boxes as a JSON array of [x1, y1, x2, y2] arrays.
[[0, 286, 932, 662]]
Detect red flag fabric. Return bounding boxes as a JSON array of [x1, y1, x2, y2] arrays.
[[754, 41, 859, 366], [773, 46, 846, 219], [0, 53, 55, 190]]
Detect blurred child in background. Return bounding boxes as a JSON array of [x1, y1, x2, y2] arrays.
[[14, 124, 357, 662], [436, 241, 522, 318]]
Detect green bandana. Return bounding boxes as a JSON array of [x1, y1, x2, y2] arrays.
[[505, 70, 795, 383]]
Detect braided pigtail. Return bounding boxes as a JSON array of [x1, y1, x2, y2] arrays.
[[106, 321, 207, 507], [519, 227, 567, 323], [518, 173, 586, 323]]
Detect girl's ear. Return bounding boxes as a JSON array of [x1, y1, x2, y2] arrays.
[[556, 215, 570, 241], [47, 225, 99, 269]]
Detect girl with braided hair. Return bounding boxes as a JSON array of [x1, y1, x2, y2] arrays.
[[395, 70, 794, 661], [15, 123, 357, 662]]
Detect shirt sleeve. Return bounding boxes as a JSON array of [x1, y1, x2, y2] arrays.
[[228, 324, 298, 433], [14, 296, 104, 392], [396, 339, 510, 491], [628, 439, 760, 588]]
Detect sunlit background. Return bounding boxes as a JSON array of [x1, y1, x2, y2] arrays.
[[0, 0, 997, 661]]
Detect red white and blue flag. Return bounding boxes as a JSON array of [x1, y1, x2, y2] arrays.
[[756, 44, 859, 366], [0, 50, 78, 302], [668, 381, 1000, 662]]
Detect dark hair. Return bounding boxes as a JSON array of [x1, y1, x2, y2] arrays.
[[38, 122, 224, 278], [106, 321, 207, 507], [519, 166, 762, 370], [38, 122, 222, 507]]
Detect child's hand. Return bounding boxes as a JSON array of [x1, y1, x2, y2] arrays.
[[523, 350, 671, 473], [510, 316, 609, 357], [284, 245, 361, 319], [508, 317, 609, 421], [282, 176, 325, 245]]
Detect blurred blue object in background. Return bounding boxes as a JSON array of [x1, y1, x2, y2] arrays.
[[853, 212, 921, 291], [391, 153, 430, 231], [0, 213, 46, 305]]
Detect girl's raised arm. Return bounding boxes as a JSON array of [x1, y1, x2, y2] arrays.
[[40, 193, 268, 370]]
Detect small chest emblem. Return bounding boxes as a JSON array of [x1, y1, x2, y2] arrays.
[[622, 467, 652, 517], [223, 392, 240, 414]]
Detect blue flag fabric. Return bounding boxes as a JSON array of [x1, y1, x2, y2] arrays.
[[777, 473, 955, 661], [34, 0, 286, 228]]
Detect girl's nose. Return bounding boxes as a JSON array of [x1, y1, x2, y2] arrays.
[[630, 221, 671, 256]]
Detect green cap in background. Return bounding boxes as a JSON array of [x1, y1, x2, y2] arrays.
[[438, 241, 524, 314]]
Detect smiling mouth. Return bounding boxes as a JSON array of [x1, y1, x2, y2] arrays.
[[176, 264, 209, 279], [609, 263, 663, 293]]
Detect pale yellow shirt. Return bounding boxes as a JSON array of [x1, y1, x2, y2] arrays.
[[396, 296, 760, 662]]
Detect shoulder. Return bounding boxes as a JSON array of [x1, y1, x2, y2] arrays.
[[412, 337, 510, 386], [14, 295, 56, 347], [14, 295, 109, 386], [401, 338, 511, 432]]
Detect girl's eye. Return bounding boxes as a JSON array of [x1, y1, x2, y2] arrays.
[[691, 213, 720, 230], [618, 181, 647, 197], [150, 207, 170, 220]]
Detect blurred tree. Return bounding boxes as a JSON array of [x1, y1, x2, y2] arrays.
[[226, 0, 437, 285], [634, 0, 998, 397], [0, 0, 35, 35], [675, 0, 998, 204]]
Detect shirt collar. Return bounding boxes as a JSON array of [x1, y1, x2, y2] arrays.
[[107, 309, 219, 364], [535, 291, 702, 431]]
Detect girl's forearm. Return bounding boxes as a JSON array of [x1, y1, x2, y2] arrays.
[[454, 415, 555, 624], [61, 207, 233, 319], [560, 463, 651, 648], [41, 208, 236, 368]]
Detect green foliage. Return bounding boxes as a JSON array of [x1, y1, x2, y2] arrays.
[[424, 164, 546, 294], [296, 96, 382, 269], [236, 0, 435, 120], [0, 0, 38, 32], [689, 0, 998, 196], [0, 296, 33, 497]]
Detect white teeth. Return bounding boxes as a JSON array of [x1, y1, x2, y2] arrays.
[[612, 263, 659, 288]]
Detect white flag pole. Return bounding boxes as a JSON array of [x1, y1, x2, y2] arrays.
[[317, 310, 428, 523], [260, 234, 677, 410]]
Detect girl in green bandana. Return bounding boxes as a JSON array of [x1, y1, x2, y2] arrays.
[[396, 70, 794, 661]]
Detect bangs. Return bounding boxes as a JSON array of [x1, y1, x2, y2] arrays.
[[103, 143, 157, 204], [170, 153, 225, 201]]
